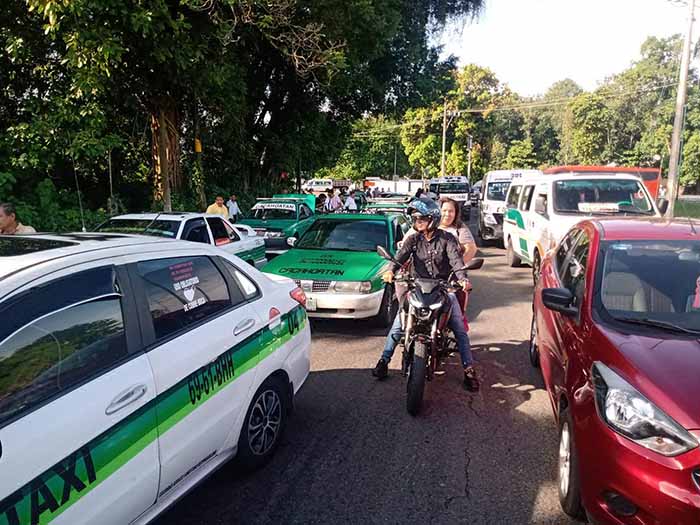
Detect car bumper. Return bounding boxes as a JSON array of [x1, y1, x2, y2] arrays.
[[305, 289, 384, 319], [575, 406, 700, 524]]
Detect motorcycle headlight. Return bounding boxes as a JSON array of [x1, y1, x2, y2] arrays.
[[429, 302, 443, 310], [592, 362, 698, 457], [332, 281, 372, 294], [484, 214, 497, 226]]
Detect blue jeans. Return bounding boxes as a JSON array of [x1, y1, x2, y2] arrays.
[[381, 293, 473, 368]]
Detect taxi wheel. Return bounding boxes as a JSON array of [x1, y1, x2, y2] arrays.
[[558, 407, 586, 521], [532, 252, 541, 285], [236, 376, 288, 470], [374, 285, 397, 328]]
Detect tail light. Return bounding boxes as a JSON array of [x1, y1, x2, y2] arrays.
[[290, 287, 307, 308], [269, 307, 281, 320]]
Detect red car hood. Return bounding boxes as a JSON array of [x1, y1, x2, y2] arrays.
[[602, 328, 700, 430]]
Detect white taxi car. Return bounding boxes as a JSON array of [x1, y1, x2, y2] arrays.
[[0, 233, 310, 525], [96, 212, 267, 269]]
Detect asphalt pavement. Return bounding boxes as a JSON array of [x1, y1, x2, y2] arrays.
[[155, 216, 578, 525]]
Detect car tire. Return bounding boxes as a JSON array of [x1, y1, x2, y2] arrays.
[[506, 239, 521, 267], [558, 407, 586, 521], [529, 313, 540, 368], [532, 251, 542, 285], [236, 376, 289, 471], [374, 284, 398, 328]]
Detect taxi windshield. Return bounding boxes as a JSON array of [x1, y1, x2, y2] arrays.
[[297, 219, 388, 252], [252, 205, 296, 220], [553, 179, 653, 215], [486, 182, 510, 201], [599, 240, 700, 334], [96, 219, 179, 238]]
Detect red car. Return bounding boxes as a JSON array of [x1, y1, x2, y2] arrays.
[[531, 218, 700, 524]]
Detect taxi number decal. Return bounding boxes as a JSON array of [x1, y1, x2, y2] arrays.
[[187, 352, 235, 406], [278, 268, 344, 276]]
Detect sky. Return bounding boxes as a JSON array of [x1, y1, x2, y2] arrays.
[[440, 0, 694, 97]]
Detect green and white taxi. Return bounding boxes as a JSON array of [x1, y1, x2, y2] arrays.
[[263, 213, 411, 326], [239, 194, 316, 255], [96, 212, 267, 268], [0, 233, 310, 525]]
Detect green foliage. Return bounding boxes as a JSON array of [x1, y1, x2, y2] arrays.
[[504, 138, 538, 169]]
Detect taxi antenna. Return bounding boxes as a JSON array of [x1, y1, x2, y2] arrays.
[[688, 216, 697, 235], [68, 133, 87, 232], [143, 212, 163, 234]]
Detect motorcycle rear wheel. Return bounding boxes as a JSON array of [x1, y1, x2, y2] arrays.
[[406, 341, 427, 416]]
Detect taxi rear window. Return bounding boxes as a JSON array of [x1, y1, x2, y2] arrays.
[[0, 237, 76, 257]]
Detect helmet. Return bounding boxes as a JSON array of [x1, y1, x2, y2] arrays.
[[407, 197, 441, 231]]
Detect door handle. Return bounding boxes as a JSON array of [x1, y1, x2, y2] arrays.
[[234, 318, 256, 336], [105, 384, 148, 415]]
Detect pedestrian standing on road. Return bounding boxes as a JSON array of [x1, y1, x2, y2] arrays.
[[206, 195, 229, 218], [325, 189, 342, 212], [0, 203, 36, 235], [226, 194, 241, 223], [415, 188, 424, 199], [344, 190, 358, 212]]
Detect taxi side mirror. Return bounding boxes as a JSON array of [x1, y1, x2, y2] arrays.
[[287, 237, 297, 247]]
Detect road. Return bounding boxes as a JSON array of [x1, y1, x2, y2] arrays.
[[155, 218, 577, 525]]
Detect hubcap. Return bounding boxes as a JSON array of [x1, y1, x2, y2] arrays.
[[248, 389, 282, 456], [559, 422, 571, 497]]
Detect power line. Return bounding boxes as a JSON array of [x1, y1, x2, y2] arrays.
[[349, 81, 679, 138]]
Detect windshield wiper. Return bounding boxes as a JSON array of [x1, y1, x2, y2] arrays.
[[613, 316, 700, 335]]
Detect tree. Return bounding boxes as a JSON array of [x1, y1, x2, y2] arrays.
[[504, 138, 538, 169]]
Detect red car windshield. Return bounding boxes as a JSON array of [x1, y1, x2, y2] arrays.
[[599, 240, 700, 334]]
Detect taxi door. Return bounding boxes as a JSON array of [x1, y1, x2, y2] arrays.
[[130, 253, 264, 500], [0, 265, 159, 525]]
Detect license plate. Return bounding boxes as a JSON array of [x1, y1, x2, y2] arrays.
[[306, 297, 317, 311]]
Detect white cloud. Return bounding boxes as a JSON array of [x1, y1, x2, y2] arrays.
[[440, 0, 690, 96]]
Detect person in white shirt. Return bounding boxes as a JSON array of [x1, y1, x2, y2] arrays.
[[226, 194, 241, 222], [344, 190, 358, 211], [324, 190, 342, 212]]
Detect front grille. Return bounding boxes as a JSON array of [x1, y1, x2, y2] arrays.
[[493, 213, 504, 225], [693, 469, 700, 490], [293, 279, 332, 292]]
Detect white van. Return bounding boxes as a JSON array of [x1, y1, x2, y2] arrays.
[[502, 172, 661, 281], [302, 179, 333, 194], [478, 170, 542, 243], [428, 176, 471, 217]]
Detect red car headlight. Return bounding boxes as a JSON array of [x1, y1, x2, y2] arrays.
[[592, 362, 698, 457]]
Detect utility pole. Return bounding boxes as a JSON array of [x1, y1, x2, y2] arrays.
[[666, 0, 695, 218], [440, 99, 448, 178], [467, 135, 473, 182]]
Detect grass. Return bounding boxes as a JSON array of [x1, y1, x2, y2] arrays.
[[674, 199, 700, 219]]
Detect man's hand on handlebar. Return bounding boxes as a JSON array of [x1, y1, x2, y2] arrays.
[[382, 271, 394, 283]]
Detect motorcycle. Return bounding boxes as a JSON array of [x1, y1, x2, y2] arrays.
[[376, 245, 483, 415]]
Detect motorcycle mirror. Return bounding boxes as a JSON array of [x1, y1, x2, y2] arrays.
[[376, 245, 393, 261]]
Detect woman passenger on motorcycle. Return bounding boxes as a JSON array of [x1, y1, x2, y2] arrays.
[[372, 198, 479, 391]]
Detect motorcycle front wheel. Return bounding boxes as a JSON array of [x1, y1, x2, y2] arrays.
[[406, 340, 427, 416]]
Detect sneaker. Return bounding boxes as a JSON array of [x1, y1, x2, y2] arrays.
[[372, 358, 388, 379], [463, 367, 480, 392]]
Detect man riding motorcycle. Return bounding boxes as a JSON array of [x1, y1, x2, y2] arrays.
[[372, 198, 479, 391]]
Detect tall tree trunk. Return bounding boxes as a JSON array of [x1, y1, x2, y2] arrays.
[[150, 101, 181, 211], [193, 98, 207, 211]]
